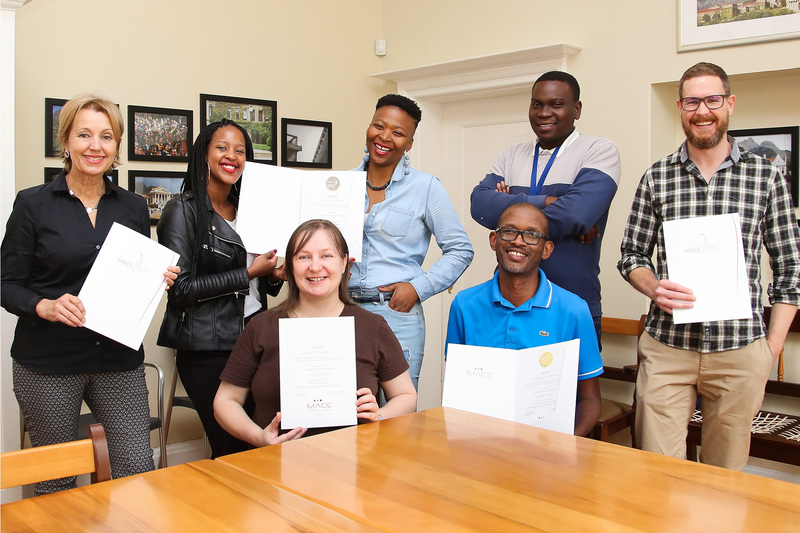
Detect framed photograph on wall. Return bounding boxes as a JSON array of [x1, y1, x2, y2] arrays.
[[128, 106, 192, 163], [730, 126, 799, 207], [45, 98, 68, 157], [200, 94, 277, 165], [128, 170, 185, 224], [678, 0, 800, 52], [281, 118, 332, 169], [45, 167, 118, 185]]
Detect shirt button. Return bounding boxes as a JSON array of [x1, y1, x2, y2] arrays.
[[95, 341, 100, 346], [509, 327, 515, 332], [363, 253, 367, 257], [96, 245, 100, 249], [372, 212, 376, 216]]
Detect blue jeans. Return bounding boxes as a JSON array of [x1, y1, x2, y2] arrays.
[[354, 297, 425, 390]]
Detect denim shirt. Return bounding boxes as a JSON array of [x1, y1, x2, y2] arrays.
[[349, 159, 473, 302]]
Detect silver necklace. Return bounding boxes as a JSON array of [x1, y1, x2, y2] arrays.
[[67, 178, 102, 214]]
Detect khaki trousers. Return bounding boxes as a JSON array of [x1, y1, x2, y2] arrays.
[[635, 332, 773, 470]]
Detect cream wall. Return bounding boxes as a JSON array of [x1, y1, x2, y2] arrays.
[[6, 0, 800, 454]]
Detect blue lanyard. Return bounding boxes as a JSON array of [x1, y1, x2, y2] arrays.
[[529, 143, 560, 196]]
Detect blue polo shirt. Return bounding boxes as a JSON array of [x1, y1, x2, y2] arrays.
[[446, 269, 603, 380]]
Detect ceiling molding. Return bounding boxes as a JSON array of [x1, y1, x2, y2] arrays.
[[1, 0, 31, 12], [371, 43, 581, 103]]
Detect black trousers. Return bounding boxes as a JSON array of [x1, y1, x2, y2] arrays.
[[175, 350, 252, 458]]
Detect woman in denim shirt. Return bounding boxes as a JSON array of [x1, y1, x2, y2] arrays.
[[349, 94, 474, 390]]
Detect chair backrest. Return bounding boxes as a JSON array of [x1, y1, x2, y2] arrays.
[[1, 423, 111, 489], [600, 316, 645, 338]]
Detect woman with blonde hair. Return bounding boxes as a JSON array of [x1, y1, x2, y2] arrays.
[[1, 93, 177, 494]]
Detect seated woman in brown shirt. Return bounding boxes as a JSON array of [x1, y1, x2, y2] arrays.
[[214, 219, 417, 446]]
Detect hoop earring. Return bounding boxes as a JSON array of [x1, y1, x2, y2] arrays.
[[64, 150, 70, 159]]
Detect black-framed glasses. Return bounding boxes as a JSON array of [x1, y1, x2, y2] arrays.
[[679, 95, 727, 111], [495, 227, 548, 245]]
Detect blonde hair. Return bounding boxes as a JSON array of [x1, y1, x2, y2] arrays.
[[58, 94, 124, 173]]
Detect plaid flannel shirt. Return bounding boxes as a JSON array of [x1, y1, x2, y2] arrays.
[[618, 138, 800, 353]]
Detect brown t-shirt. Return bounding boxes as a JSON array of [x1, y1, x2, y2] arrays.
[[220, 304, 408, 437]]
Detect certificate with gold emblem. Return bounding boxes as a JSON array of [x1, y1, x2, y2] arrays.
[[236, 163, 364, 258], [442, 340, 579, 434]]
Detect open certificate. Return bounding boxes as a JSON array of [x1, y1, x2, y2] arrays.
[[78, 223, 179, 350], [279, 316, 358, 430], [442, 340, 579, 435], [236, 163, 364, 259], [663, 213, 751, 324]]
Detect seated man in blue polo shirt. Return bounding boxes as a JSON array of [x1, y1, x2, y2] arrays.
[[446, 203, 603, 436]]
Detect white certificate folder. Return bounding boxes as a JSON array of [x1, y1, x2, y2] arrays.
[[442, 340, 579, 435], [236, 163, 364, 259], [279, 316, 358, 430], [663, 213, 751, 324], [78, 223, 179, 350]]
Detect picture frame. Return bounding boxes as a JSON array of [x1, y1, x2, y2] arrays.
[[128, 106, 192, 163], [281, 118, 332, 169], [729, 126, 799, 207], [45, 98, 68, 158], [45, 167, 118, 185], [678, 0, 800, 52], [128, 169, 186, 224], [200, 94, 277, 165]]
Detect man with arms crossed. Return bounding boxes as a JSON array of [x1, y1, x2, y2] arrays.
[[618, 62, 800, 469], [471, 71, 621, 344], [447, 203, 603, 436]]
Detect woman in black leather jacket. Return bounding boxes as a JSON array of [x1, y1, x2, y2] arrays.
[[157, 119, 282, 457]]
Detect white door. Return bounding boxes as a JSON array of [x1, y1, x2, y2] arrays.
[[417, 92, 533, 409]]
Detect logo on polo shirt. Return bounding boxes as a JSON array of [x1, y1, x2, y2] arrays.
[[539, 330, 550, 337]]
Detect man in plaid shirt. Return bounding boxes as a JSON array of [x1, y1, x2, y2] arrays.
[[618, 62, 800, 470]]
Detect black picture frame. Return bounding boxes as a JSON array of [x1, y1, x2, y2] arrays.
[[281, 118, 332, 169], [200, 94, 277, 165], [128, 106, 192, 163], [730, 126, 799, 207], [45, 98, 68, 158], [44, 167, 118, 185], [128, 170, 186, 225]]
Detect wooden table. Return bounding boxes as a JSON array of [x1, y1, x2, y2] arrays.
[[218, 407, 800, 532], [1, 459, 379, 532]]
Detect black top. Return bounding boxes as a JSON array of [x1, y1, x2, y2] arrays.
[[1, 171, 150, 374]]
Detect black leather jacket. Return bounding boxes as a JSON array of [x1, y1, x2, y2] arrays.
[[156, 191, 280, 352]]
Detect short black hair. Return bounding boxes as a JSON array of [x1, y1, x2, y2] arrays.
[[533, 71, 580, 102], [376, 94, 422, 127]]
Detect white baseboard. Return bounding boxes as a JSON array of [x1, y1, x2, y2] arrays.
[[154, 438, 207, 468]]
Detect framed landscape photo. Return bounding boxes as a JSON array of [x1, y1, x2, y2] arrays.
[[730, 126, 799, 207], [678, 0, 800, 51], [200, 94, 277, 165], [44, 167, 118, 185], [128, 169, 185, 224], [128, 106, 192, 163], [281, 118, 332, 169], [45, 98, 68, 157]]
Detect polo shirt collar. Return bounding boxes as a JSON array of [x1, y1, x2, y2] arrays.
[[532, 128, 579, 159], [490, 268, 554, 311]]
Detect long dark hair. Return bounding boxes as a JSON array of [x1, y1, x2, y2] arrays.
[[277, 220, 353, 314], [182, 119, 254, 261]]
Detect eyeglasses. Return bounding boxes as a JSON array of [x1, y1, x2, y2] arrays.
[[495, 227, 548, 245], [679, 95, 727, 111]]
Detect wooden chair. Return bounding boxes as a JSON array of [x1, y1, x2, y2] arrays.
[[686, 306, 800, 465], [1, 424, 111, 490], [590, 315, 646, 443]]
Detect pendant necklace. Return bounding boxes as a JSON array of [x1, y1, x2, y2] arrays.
[[67, 178, 102, 214]]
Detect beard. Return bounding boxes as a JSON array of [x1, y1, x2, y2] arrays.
[[683, 114, 728, 150]]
